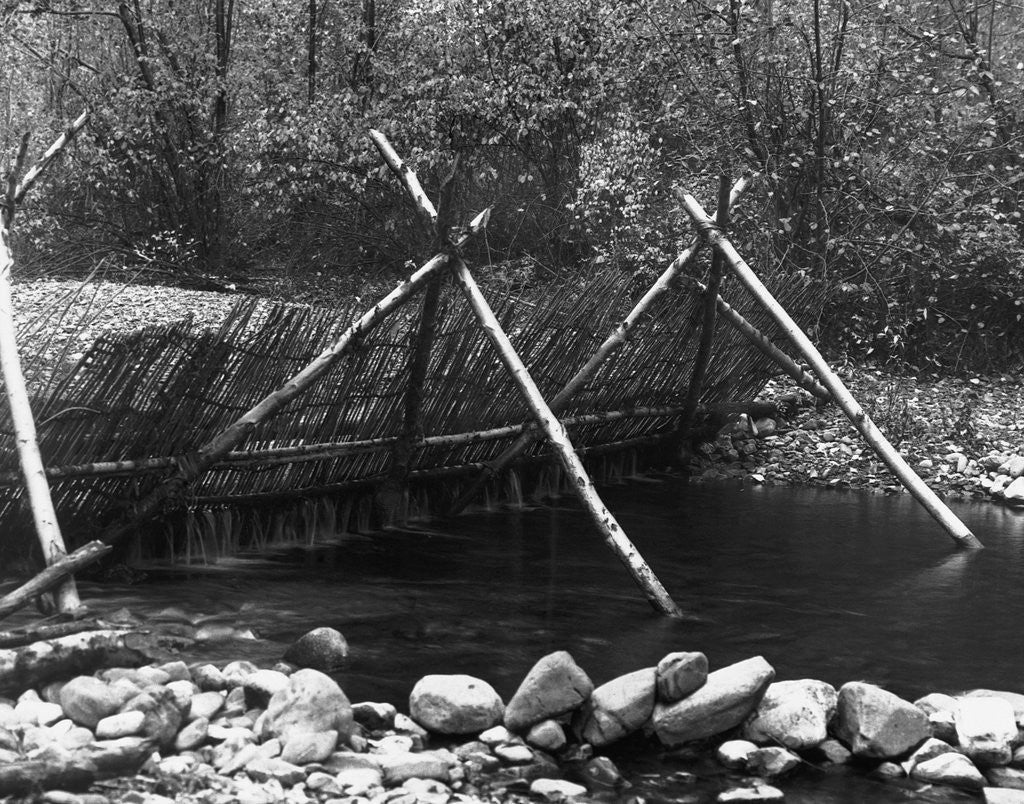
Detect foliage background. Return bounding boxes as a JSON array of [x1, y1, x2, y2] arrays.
[[1, 0, 1022, 373]]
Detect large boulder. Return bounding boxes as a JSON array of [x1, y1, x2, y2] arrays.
[[283, 627, 349, 672], [652, 656, 775, 746], [956, 696, 1017, 767], [832, 682, 929, 759], [574, 667, 656, 747], [656, 652, 708, 703], [1003, 477, 1024, 505], [504, 652, 593, 733], [742, 679, 837, 750], [258, 668, 354, 743], [409, 674, 504, 735], [59, 676, 132, 729]]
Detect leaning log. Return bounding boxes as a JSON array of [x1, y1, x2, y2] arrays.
[[1, 133, 80, 612], [451, 256, 685, 617], [0, 541, 111, 621], [680, 193, 982, 549], [0, 736, 153, 796], [0, 629, 189, 696]]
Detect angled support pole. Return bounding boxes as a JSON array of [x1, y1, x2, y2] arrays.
[[446, 172, 757, 516], [680, 193, 982, 549], [370, 130, 458, 524], [451, 257, 684, 617], [1, 112, 90, 614], [373, 131, 683, 616]]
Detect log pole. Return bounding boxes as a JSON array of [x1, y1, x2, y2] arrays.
[[2, 121, 90, 614], [680, 193, 982, 549], [446, 173, 757, 516], [451, 256, 685, 617], [680, 171, 732, 433]]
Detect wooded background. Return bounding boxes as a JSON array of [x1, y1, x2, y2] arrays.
[[1, 0, 1022, 371]]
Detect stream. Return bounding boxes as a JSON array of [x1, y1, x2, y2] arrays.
[[9, 477, 1024, 802]]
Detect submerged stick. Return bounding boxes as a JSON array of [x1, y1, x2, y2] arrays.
[[680, 193, 982, 549], [447, 174, 757, 516], [451, 256, 685, 617], [101, 210, 491, 547], [676, 275, 830, 401]]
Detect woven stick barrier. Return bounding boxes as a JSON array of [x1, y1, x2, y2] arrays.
[[100, 209, 492, 547], [675, 277, 829, 401], [680, 193, 982, 549], [447, 173, 758, 516]]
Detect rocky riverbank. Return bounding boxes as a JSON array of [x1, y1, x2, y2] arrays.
[[2, 625, 1024, 804], [686, 370, 1024, 507]]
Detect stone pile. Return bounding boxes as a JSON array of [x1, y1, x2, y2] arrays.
[[690, 398, 1024, 507], [5, 632, 1024, 803]]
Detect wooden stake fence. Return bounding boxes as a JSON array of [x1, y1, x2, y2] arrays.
[[680, 193, 982, 549]]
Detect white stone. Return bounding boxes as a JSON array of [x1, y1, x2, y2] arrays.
[[912, 752, 986, 790], [478, 725, 511, 745], [717, 739, 758, 770], [716, 783, 785, 803], [409, 674, 504, 735], [957, 696, 1017, 766], [95, 710, 146, 739], [985, 787, 1024, 804], [530, 778, 588, 799], [1003, 476, 1024, 504]]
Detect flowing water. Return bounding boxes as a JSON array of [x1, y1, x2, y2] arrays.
[[12, 477, 1024, 802]]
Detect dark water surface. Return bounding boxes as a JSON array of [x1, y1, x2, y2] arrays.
[[44, 479, 1024, 801]]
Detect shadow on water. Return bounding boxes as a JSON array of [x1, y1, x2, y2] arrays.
[[16, 477, 1024, 803]]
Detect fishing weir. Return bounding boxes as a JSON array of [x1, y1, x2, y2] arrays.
[[0, 130, 980, 622]]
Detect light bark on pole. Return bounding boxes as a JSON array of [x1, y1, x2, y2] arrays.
[[450, 256, 685, 617], [2, 126, 86, 614], [447, 173, 757, 516], [676, 275, 830, 401], [102, 211, 490, 547], [0, 541, 110, 621], [680, 193, 982, 549]]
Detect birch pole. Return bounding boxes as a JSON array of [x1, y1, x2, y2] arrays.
[[447, 173, 757, 516], [677, 275, 830, 401], [450, 257, 684, 617], [2, 124, 87, 614], [680, 193, 982, 549], [102, 209, 490, 547]]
